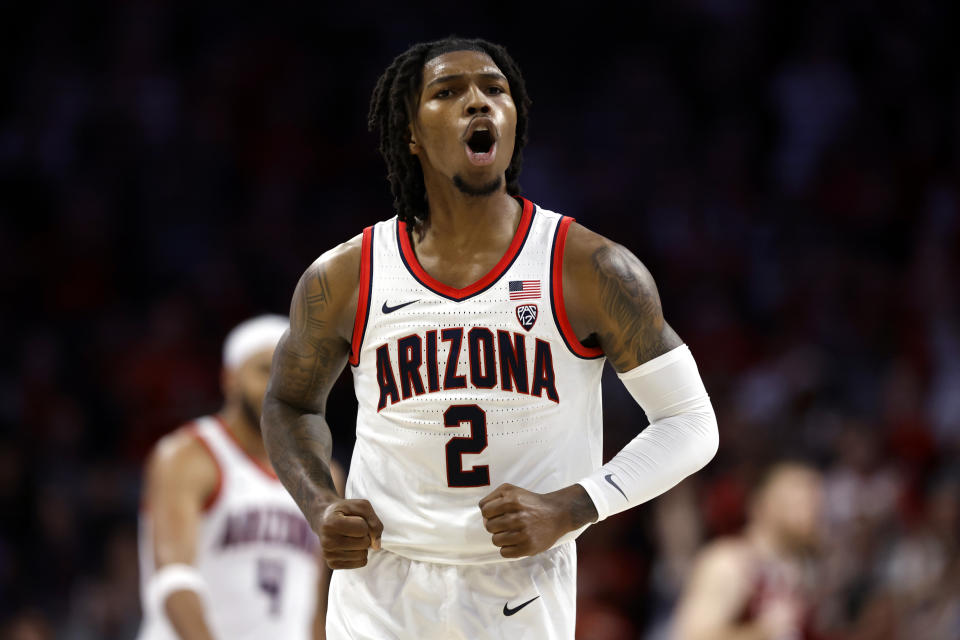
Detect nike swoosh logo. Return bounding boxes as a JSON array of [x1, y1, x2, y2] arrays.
[[605, 473, 628, 500], [503, 595, 540, 616], [381, 299, 419, 314]]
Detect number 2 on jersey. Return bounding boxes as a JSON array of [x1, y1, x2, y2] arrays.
[[444, 404, 490, 487]]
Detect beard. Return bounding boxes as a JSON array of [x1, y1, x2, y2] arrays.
[[241, 392, 262, 434], [452, 174, 502, 197]]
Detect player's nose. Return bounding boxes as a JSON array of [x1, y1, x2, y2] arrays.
[[464, 84, 491, 115]]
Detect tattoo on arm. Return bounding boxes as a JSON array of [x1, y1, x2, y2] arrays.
[[265, 404, 338, 521], [304, 269, 331, 333], [592, 244, 681, 371], [274, 264, 337, 401], [263, 261, 351, 522]]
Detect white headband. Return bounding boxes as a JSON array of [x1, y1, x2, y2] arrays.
[[222, 314, 289, 370]]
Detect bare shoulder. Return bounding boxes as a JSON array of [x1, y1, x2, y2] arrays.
[[675, 536, 755, 634], [559, 221, 615, 342], [291, 233, 364, 341], [694, 537, 752, 573], [562, 221, 681, 371], [562, 221, 659, 310], [562, 221, 614, 264], [311, 233, 364, 285], [144, 426, 219, 501], [272, 234, 364, 411]]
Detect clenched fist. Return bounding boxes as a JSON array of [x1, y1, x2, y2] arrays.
[[316, 499, 383, 569], [479, 483, 598, 558]]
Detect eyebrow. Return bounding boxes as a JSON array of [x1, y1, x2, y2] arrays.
[[425, 72, 508, 89]]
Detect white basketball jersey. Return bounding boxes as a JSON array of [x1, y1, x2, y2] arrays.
[[348, 197, 606, 564], [137, 416, 319, 640]]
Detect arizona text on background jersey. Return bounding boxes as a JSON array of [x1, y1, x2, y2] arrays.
[[138, 417, 319, 640], [348, 197, 605, 564]]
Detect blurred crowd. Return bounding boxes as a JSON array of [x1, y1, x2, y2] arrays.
[[2, 1, 958, 638]]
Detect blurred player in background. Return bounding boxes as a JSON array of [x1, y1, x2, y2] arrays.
[[261, 36, 719, 639], [137, 315, 343, 640], [673, 462, 824, 640]]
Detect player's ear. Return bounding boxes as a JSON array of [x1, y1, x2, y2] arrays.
[[408, 123, 419, 155], [220, 367, 236, 399]]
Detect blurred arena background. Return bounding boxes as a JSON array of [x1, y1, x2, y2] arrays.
[[2, 1, 959, 638]]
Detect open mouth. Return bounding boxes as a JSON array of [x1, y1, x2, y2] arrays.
[[464, 124, 497, 166], [467, 129, 494, 154]]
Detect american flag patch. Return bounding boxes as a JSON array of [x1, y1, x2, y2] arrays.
[[509, 280, 541, 300]]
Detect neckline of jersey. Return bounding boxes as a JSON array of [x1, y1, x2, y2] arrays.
[[212, 414, 280, 481], [396, 196, 535, 302]]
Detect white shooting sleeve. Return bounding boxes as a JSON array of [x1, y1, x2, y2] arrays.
[[577, 344, 718, 521]]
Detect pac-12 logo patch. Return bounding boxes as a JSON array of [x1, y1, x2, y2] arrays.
[[515, 304, 538, 331]]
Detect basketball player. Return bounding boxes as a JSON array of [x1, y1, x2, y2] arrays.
[[673, 463, 824, 640], [261, 37, 719, 639], [138, 315, 342, 640]]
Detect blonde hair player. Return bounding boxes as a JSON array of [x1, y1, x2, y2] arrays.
[[137, 315, 344, 640], [673, 462, 824, 640]]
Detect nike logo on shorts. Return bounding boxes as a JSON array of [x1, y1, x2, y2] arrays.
[[503, 595, 540, 616], [604, 473, 628, 500], [381, 299, 419, 314]]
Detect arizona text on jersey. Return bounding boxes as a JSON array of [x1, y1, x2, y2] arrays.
[[138, 417, 319, 639], [349, 197, 605, 563]]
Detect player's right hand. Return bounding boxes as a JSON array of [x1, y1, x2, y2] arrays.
[[317, 499, 383, 569]]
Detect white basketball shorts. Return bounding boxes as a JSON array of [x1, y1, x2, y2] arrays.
[[326, 542, 577, 639]]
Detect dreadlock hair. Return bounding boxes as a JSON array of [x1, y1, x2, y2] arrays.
[[367, 37, 532, 227]]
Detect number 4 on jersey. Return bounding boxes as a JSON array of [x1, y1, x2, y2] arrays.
[[257, 558, 285, 616], [444, 404, 490, 487]]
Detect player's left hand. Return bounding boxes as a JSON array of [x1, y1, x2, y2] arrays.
[[479, 483, 588, 558]]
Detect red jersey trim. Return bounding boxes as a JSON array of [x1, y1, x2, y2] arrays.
[[396, 196, 535, 301], [349, 226, 375, 366], [213, 414, 279, 481], [550, 217, 605, 359], [187, 423, 224, 512]]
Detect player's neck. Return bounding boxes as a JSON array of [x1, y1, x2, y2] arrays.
[[218, 404, 272, 468], [418, 175, 520, 248], [747, 524, 794, 561]]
